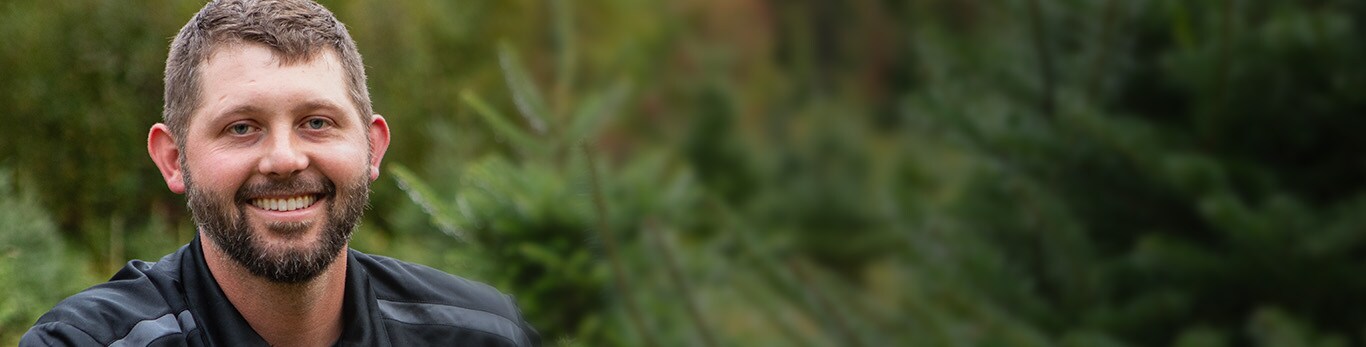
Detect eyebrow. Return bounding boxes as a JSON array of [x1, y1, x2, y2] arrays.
[[217, 104, 266, 118], [291, 99, 349, 117], [211, 99, 350, 121]]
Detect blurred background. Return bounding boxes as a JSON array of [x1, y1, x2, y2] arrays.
[[2, 0, 1365, 345]]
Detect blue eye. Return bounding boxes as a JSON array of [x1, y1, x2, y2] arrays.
[[306, 118, 328, 130], [229, 124, 252, 135]]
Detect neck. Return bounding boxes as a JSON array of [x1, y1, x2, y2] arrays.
[[202, 234, 348, 347]]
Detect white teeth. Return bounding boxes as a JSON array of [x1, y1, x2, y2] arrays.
[[251, 195, 315, 212]]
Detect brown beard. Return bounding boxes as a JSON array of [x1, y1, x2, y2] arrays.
[[184, 167, 370, 283]]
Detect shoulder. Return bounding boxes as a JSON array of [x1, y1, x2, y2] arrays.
[[350, 250, 539, 346], [22, 249, 192, 346]]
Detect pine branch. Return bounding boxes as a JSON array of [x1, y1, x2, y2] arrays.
[[583, 143, 658, 347]]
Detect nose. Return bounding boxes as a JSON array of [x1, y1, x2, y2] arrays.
[[258, 130, 309, 178]]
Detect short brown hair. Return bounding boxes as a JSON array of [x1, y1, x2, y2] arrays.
[[163, 0, 371, 143]]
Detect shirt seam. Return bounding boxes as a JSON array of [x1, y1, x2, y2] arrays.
[[379, 317, 519, 346], [145, 331, 185, 346], [374, 298, 516, 322], [31, 321, 102, 345], [377, 299, 527, 344]]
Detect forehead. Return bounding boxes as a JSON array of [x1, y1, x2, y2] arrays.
[[190, 43, 355, 126]]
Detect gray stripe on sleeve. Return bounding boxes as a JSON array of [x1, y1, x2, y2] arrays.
[[177, 310, 197, 334], [108, 310, 192, 347], [378, 299, 530, 346]]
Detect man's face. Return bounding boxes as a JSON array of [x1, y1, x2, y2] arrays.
[[178, 43, 377, 283]]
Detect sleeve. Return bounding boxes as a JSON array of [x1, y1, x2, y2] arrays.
[[507, 295, 542, 347], [20, 322, 103, 347], [517, 315, 541, 347]]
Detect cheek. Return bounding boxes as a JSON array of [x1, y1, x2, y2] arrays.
[[185, 147, 254, 193], [312, 143, 372, 181]]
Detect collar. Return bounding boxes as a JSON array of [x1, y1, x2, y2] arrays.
[[180, 236, 390, 346]]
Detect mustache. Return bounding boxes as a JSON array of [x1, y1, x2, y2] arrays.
[[234, 175, 336, 202]]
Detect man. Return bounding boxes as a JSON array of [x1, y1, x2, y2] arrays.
[[22, 1, 539, 346]]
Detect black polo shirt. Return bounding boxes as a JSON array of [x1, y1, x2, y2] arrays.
[[21, 237, 540, 346]]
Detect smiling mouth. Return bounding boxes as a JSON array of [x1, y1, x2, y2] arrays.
[[249, 194, 320, 212]]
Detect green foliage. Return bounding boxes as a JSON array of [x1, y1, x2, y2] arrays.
[[0, 0, 201, 256], [390, 40, 647, 343], [897, 0, 1366, 345], [0, 169, 94, 344]]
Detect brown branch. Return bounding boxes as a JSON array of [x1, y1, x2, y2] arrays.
[[645, 220, 719, 347], [788, 257, 865, 347], [1086, 0, 1121, 97], [583, 143, 658, 347], [1216, 0, 1233, 107], [1026, 0, 1055, 119]]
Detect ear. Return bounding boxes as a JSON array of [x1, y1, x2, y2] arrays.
[[148, 124, 187, 194], [366, 115, 391, 181]]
